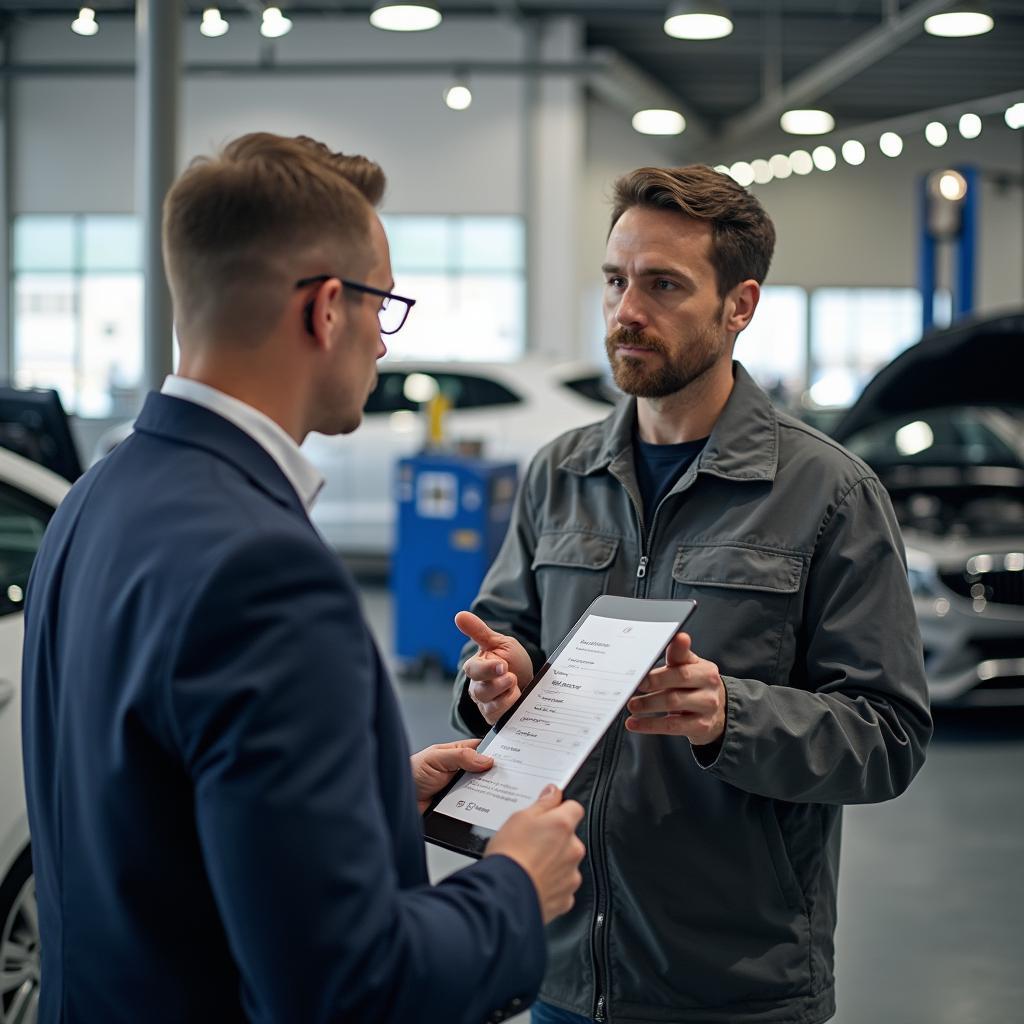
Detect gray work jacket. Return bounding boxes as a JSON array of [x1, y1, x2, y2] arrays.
[[451, 363, 932, 1024]]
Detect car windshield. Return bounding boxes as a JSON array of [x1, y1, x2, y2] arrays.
[[561, 374, 621, 406], [843, 406, 1024, 470]]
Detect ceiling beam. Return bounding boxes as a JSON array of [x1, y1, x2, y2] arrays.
[[720, 0, 952, 144], [588, 46, 709, 152]]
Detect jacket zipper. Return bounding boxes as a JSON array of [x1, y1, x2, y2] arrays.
[[588, 480, 653, 1022], [589, 464, 693, 1019]]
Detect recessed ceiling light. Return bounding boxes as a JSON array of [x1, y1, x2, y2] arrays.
[[768, 153, 792, 179], [923, 9, 994, 38], [370, 2, 442, 32], [789, 150, 814, 175], [841, 139, 866, 165], [632, 109, 686, 135], [729, 161, 754, 186], [958, 113, 982, 139], [925, 121, 948, 147], [260, 6, 292, 38], [1005, 102, 1024, 130], [664, 1, 734, 40], [751, 159, 772, 184], [443, 83, 472, 111], [71, 7, 98, 36], [812, 145, 837, 171], [879, 131, 903, 157], [200, 8, 229, 38], [780, 109, 835, 135]]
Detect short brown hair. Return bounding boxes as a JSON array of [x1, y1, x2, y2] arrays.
[[610, 165, 775, 296], [163, 133, 386, 345]]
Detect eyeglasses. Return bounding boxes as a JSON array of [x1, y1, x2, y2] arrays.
[[295, 275, 416, 335]]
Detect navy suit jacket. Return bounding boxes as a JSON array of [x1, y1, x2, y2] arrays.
[[22, 393, 544, 1023]]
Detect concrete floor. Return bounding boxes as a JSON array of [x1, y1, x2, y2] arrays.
[[358, 579, 1024, 1024]]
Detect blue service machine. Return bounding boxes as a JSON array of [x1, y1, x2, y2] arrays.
[[393, 452, 518, 676]]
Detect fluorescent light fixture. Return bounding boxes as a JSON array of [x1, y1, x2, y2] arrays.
[[729, 161, 755, 187], [879, 131, 903, 157], [789, 149, 813, 175], [664, 1, 734, 40], [768, 153, 792, 179], [958, 112, 982, 139], [925, 121, 948, 146], [937, 171, 968, 201], [632, 109, 686, 135], [370, 2, 442, 32], [200, 8, 229, 37], [780, 109, 835, 135], [841, 139, 866, 165], [812, 145, 837, 171], [1004, 102, 1024, 130], [71, 7, 98, 36], [261, 6, 292, 38], [443, 83, 473, 111], [751, 159, 772, 184], [924, 9, 994, 37]]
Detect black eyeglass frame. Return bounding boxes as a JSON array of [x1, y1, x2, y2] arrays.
[[295, 274, 416, 336]]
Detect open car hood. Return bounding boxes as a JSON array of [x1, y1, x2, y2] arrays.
[[832, 310, 1024, 442]]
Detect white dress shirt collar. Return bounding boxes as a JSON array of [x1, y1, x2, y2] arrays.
[[160, 375, 324, 513]]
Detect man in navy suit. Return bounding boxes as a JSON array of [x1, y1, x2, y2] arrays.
[[21, 133, 585, 1024]]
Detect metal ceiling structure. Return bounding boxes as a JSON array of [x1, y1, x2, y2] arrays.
[[1, 1, 1022, 155]]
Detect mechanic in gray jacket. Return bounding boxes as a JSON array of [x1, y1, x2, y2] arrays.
[[450, 164, 932, 1024]]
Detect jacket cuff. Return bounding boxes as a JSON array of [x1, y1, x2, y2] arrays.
[[691, 675, 736, 770], [452, 672, 491, 738]]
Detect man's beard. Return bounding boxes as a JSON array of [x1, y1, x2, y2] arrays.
[[605, 319, 727, 399]]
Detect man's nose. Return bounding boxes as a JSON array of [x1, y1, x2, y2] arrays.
[[615, 286, 648, 330]]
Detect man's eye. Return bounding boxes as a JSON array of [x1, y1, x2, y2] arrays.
[[606, 277, 625, 288], [654, 279, 674, 291]]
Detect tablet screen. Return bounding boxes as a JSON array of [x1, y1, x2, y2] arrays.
[[432, 608, 689, 833]]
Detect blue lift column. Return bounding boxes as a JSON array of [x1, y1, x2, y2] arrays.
[[393, 452, 518, 676], [918, 165, 978, 334]]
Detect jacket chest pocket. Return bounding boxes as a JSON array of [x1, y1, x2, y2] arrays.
[[532, 530, 620, 656], [671, 543, 804, 685]]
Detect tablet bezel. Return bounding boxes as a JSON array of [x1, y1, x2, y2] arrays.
[[423, 594, 698, 859]]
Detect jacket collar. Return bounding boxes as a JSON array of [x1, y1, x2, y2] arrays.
[[559, 361, 779, 483], [133, 391, 308, 516]]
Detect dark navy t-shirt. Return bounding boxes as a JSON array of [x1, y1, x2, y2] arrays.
[[633, 434, 709, 530]]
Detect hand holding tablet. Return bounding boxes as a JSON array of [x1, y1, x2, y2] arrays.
[[425, 595, 698, 858]]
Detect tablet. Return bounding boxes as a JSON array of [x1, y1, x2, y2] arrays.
[[424, 594, 698, 859]]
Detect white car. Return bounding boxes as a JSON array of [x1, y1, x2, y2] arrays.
[[0, 447, 69, 1024], [302, 358, 619, 555]]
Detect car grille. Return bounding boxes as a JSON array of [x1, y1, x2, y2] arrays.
[[940, 568, 1024, 606]]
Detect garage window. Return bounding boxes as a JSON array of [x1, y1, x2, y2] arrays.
[[12, 215, 143, 419], [380, 215, 525, 363], [10, 214, 527, 417]]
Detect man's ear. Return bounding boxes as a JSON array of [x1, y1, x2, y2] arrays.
[[723, 279, 760, 334], [306, 278, 346, 350]]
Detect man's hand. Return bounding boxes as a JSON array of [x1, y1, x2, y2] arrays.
[[411, 739, 493, 814], [455, 611, 533, 726], [486, 785, 586, 924], [624, 632, 727, 746]]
